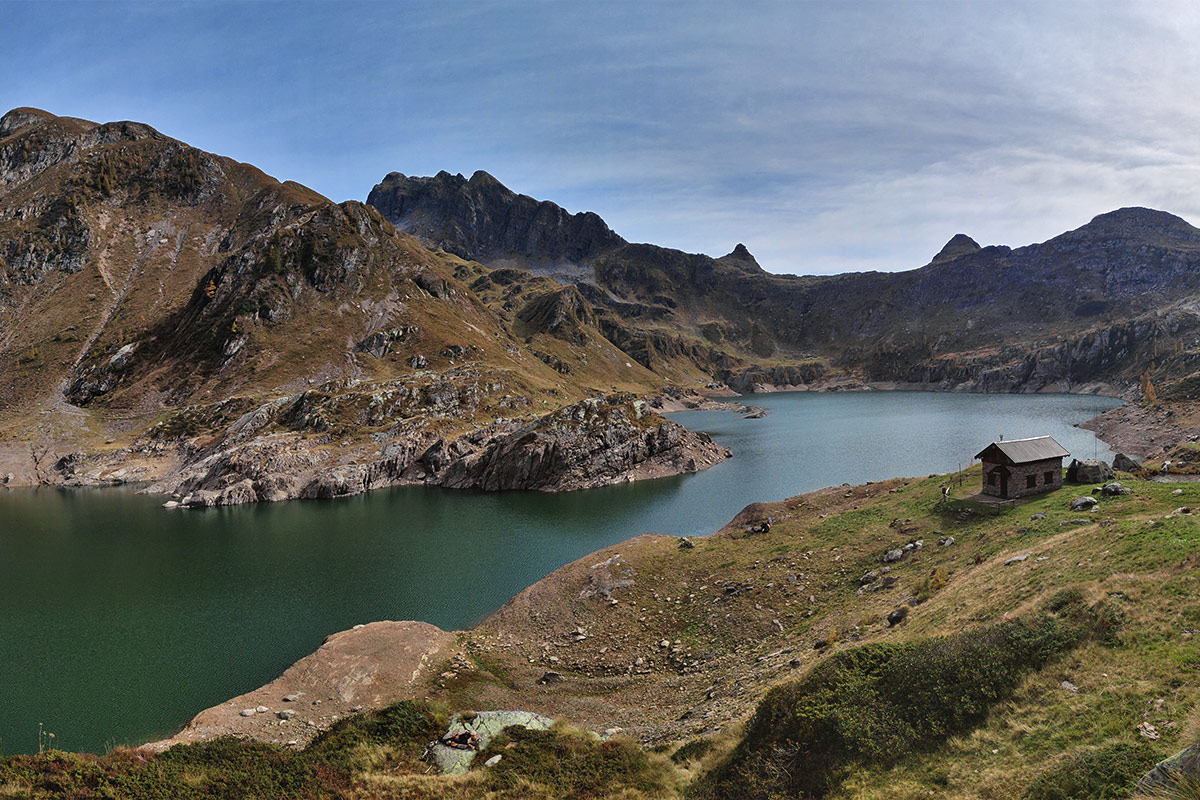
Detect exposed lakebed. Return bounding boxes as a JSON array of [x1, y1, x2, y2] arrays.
[[0, 391, 1120, 754]]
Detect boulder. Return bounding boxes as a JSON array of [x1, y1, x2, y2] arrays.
[[1138, 743, 1200, 793], [1070, 496, 1098, 511], [1113, 453, 1141, 472], [1101, 482, 1131, 496], [887, 607, 909, 627], [1066, 458, 1114, 484], [426, 710, 555, 774], [883, 549, 904, 563]]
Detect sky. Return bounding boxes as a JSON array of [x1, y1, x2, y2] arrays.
[[4, 0, 1200, 274]]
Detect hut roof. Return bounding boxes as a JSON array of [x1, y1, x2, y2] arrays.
[[974, 436, 1069, 465]]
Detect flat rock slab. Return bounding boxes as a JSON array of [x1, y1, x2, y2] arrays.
[[146, 620, 455, 751], [429, 710, 555, 774]]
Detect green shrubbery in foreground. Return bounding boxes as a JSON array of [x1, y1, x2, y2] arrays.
[[696, 589, 1122, 800], [1023, 741, 1160, 800], [0, 702, 676, 800], [0, 700, 443, 800]]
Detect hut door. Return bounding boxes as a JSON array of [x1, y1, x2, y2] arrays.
[[999, 467, 1009, 499]]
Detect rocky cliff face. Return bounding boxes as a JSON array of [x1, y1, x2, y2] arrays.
[[103, 392, 727, 506], [439, 394, 729, 491], [367, 170, 624, 274]]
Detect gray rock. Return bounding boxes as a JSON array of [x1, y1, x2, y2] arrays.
[[1004, 553, 1031, 565], [937, 536, 955, 547], [426, 710, 555, 774], [1101, 482, 1131, 496], [1060, 680, 1078, 693], [438, 395, 729, 491], [1070, 496, 1098, 511], [239, 708, 256, 717], [277, 709, 295, 720], [484, 754, 503, 767], [678, 537, 695, 549], [1030, 512, 1047, 520], [408, 354, 429, 369], [887, 607, 908, 627], [1113, 453, 1141, 472], [283, 693, 301, 702], [1138, 744, 1200, 793], [1066, 458, 1114, 484], [860, 570, 879, 585], [537, 671, 564, 685], [883, 549, 904, 563]]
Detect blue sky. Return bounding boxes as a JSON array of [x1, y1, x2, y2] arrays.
[[5, 0, 1200, 274]]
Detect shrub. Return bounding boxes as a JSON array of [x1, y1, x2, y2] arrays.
[[914, 566, 948, 603], [698, 595, 1118, 799], [476, 725, 676, 799], [671, 737, 716, 765], [1024, 741, 1160, 800], [304, 699, 444, 771]]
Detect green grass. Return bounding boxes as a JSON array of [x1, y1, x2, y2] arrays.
[[696, 591, 1122, 800], [1023, 741, 1160, 800]]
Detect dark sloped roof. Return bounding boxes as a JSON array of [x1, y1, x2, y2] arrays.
[[974, 436, 1070, 464]]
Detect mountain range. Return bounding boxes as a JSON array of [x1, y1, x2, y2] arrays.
[[2, 107, 1198, 500]]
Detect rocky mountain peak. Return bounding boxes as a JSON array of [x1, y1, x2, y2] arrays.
[[931, 233, 981, 263], [468, 169, 503, 188], [0, 107, 57, 138], [367, 169, 625, 267], [1069, 207, 1200, 243], [719, 243, 761, 268]]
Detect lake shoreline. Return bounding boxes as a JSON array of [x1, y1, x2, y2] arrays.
[[1, 391, 1133, 755]]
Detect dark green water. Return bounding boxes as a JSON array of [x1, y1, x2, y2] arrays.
[[0, 391, 1120, 754]]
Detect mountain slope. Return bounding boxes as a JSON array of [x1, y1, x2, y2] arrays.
[[0, 109, 724, 498]]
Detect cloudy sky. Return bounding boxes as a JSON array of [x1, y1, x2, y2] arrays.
[[5, 0, 1200, 274]]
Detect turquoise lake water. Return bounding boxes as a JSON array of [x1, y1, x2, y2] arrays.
[[0, 391, 1120, 754]]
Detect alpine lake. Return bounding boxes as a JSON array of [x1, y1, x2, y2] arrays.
[[0, 391, 1121, 755]]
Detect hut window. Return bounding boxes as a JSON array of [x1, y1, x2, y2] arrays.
[[1044, 471, 1054, 484], [1026, 475, 1036, 489]]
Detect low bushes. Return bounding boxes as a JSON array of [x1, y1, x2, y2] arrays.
[[697, 590, 1120, 799]]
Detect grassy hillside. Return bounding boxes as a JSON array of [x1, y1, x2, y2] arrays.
[[5, 468, 1199, 798]]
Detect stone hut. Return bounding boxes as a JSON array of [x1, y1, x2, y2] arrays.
[[974, 436, 1070, 500]]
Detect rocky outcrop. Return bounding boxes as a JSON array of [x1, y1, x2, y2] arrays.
[[438, 394, 730, 492], [516, 285, 598, 345], [131, 390, 729, 507]]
